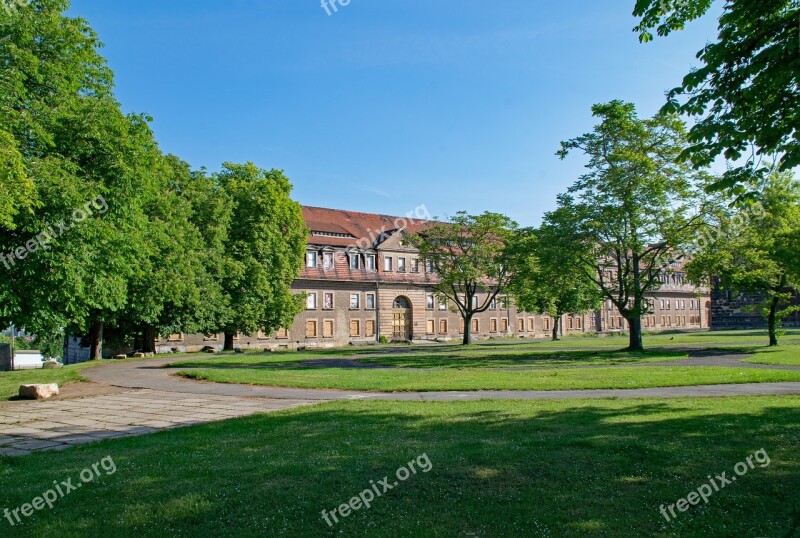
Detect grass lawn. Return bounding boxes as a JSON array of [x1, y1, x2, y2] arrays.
[[0, 396, 797, 537], [0, 364, 95, 401], [743, 346, 800, 366], [178, 366, 800, 392]]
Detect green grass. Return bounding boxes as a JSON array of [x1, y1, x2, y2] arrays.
[[178, 366, 800, 392], [0, 364, 93, 401], [743, 345, 800, 366], [1, 397, 798, 536]]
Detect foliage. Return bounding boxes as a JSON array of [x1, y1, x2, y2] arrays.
[[508, 226, 602, 340], [633, 0, 800, 197], [408, 212, 517, 345], [214, 163, 307, 349], [686, 172, 800, 345], [554, 100, 709, 350]]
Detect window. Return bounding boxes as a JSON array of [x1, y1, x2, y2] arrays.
[[323, 252, 334, 269], [471, 296, 478, 309], [306, 320, 318, 338], [426, 320, 435, 334], [306, 293, 317, 310], [383, 256, 393, 271], [660, 300, 665, 310], [425, 260, 434, 273], [439, 319, 448, 334], [168, 333, 184, 342], [528, 318, 535, 331], [568, 318, 574, 330], [350, 254, 360, 270], [323, 292, 334, 310], [306, 252, 318, 268], [438, 297, 447, 311], [323, 320, 334, 338], [349, 320, 361, 337], [460, 319, 465, 333], [543, 318, 550, 331], [275, 328, 289, 339], [608, 300, 613, 311], [489, 298, 497, 309], [500, 318, 508, 332], [365, 320, 376, 337], [398, 257, 407, 272], [490, 318, 498, 333], [366, 293, 376, 310], [518, 318, 525, 332], [666, 300, 671, 309], [500, 297, 510, 309], [366, 254, 376, 271], [411, 259, 419, 273], [576, 317, 582, 329], [350, 294, 360, 310], [471, 319, 479, 333], [427, 294, 435, 310]]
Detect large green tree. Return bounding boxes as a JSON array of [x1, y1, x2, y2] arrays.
[[214, 163, 307, 351], [555, 101, 708, 351], [633, 0, 799, 196], [508, 222, 603, 341], [686, 172, 800, 346], [409, 212, 517, 345]]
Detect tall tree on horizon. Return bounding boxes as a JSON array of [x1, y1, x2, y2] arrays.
[[554, 100, 709, 351]]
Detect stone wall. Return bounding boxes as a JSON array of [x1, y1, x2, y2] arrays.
[[711, 286, 800, 330]]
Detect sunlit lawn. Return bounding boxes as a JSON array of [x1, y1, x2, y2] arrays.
[[1, 396, 797, 537]]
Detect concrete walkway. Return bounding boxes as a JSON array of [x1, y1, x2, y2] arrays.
[[0, 388, 314, 456]]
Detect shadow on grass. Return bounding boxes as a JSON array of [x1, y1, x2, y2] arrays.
[[1, 397, 798, 536]]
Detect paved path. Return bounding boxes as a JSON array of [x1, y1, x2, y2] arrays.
[[0, 388, 314, 456]]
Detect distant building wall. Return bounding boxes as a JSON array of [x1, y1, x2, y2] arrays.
[[711, 284, 800, 330], [0, 344, 10, 371]]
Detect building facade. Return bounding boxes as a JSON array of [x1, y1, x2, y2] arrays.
[[154, 206, 711, 352]]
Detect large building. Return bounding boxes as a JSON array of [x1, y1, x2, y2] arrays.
[[153, 206, 711, 352]]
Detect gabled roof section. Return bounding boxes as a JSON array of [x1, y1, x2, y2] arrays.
[[302, 206, 434, 248]]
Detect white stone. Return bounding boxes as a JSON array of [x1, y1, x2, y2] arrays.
[[42, 360, 62, 369], [19, 384, 60, 400]]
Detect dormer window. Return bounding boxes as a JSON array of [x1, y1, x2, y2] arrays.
[[323, 252, 334, 269], [306, 252, 318, 268], [366, 254, 376, 271], [350, 254, 360, 270]]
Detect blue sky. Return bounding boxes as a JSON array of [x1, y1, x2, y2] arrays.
[[67, 0, 721, 226]]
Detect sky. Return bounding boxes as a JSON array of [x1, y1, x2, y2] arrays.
[[67, 0, 722, 227]]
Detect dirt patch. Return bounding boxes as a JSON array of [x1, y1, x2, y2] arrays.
[[52, 381, 127, 400]]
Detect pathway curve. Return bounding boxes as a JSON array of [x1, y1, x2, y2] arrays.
[[82, 354, 800, 401]]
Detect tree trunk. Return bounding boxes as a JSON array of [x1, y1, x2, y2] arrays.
[[462, 314, 473, 345], [223, 333, 235, 351], [89, 321, 104, 360], [142, 326, 158, 353], [627, 316, 643, 351], [768, 295, 780, 347], [552, 316, 560, 341]]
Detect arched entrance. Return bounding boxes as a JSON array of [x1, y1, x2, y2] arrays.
[[392, 296, 413, 341]]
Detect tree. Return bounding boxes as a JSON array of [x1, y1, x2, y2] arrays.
[[508, 224, 602, 341], [633, 0, 799, 197], [214, 163, 307, 351], [409, 212, 517, 345], [686, 172, 800, 346], [555, 100, 708, 351]]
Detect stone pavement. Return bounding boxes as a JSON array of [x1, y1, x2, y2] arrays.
[[0, 390, 315, 456]]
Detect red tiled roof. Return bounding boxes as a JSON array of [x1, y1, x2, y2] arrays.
[[301, 206, 433, 248]]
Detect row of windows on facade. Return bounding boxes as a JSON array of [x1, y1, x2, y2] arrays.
[[606, 298, 704, 311], [305, 292, 513, 311], [301, 316, 577, 339], [306, 251, 434, 273], [604, 315, 703, 329], [602, 270, 688, 286]]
